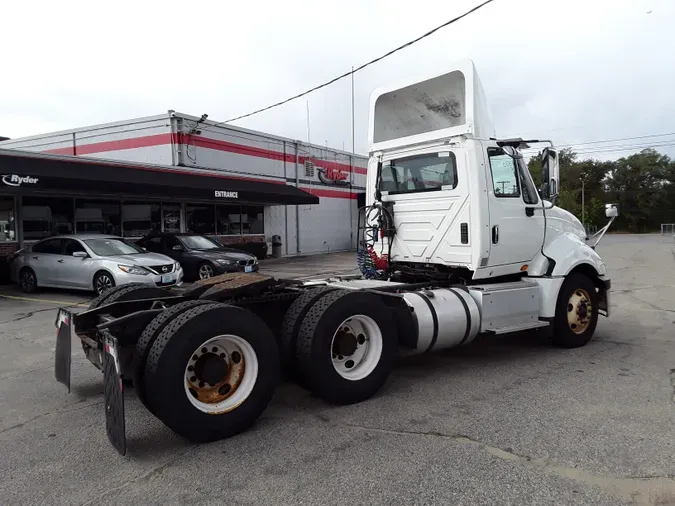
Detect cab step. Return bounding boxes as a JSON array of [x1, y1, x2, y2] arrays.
[[488, 320, 549, 335]]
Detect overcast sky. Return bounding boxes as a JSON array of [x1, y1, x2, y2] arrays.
[[2, 0, 674, 160]]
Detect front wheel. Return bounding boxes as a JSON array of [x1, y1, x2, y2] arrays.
[[552, 273, 599, 348], [93, 271, 116, 295], [198, 262, 215, 280]]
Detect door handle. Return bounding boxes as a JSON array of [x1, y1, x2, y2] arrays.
[[57, 259, 64, 263], [492, 225, 499, 244], [525, 207, 535, 217]]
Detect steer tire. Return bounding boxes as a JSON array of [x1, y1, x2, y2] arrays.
[[296, 290, 397, 405], [144, 304, 280, 442], [133, 300, 221, 412], [279, 287, 338, 376], [552, 273, 599, 348]]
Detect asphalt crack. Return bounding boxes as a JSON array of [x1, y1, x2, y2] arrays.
[[670, 369, 675, 404], [78, 445, 201, 506], [338, 422, 675, 506], [0, 399, 103, 435]]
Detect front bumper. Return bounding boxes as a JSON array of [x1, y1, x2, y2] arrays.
[[213, 262, 259, 274], [114, 267, 184, 288], [598, 275, 611, 317]]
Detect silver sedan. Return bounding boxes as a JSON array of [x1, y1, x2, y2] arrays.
[[9, 234, 184, 295]]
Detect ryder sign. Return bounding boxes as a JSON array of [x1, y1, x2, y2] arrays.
[[2, 174, 39, 187]]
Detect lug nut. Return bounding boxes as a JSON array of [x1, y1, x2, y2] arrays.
[[201, 347, 207, 353], [212, 347, 218, 353], [188, 366, 194, 372], [190, 376, 197, 382]]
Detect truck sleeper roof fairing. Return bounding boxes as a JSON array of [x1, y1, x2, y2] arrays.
[[368, 59, 495, 153]]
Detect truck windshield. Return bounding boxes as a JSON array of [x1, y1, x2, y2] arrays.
[[379, 152, 457, 195]]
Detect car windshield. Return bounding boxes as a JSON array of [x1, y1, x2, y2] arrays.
[[180, 235, 220, 250], [84, 238, 145, 256]]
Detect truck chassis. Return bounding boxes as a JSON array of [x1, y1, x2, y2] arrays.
[[55, 267, 608, 455]]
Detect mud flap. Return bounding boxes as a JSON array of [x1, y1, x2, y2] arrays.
[[102, 331, 127, 456], [54, 309, 72, 393]]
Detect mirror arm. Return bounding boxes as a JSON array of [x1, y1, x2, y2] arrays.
[[588, 215, 617, 249]]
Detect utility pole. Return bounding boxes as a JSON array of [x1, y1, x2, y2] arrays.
[[581, 178, 585, 230], [351, 66, 355, 154]]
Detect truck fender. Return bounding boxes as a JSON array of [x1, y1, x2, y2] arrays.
[[529, 233, 609, 318], [537, 232, 607, 278]]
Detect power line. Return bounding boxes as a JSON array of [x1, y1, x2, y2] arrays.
[[212, 0, 496, 126], [522, 132, 675, 153]]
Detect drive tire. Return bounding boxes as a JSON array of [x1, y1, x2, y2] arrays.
[[88, 282, 150, 310], [133, 300, 221, 412], [279, 286, 337, 375], [19, 267, 38, 293], [552, 273, 599, 348], [296, 290, 397, 405], [104, 284, 169, 305], [144, 304, 280, 442]]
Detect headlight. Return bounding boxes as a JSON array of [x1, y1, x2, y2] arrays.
[[175, 262, 181, 270], [215, 258, 235, 265], [118, 264, 150, 275], [253, 256, 258, 263]]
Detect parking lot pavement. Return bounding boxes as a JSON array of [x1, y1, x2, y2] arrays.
[[1, 236, 675, 506]]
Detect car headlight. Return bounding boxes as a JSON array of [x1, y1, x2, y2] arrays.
[[175, 262, 181, 271], [118, 264, 150, 275], [215, 258, 235, 265]]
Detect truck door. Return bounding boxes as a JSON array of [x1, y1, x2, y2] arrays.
[[485, 147, 545, 269]]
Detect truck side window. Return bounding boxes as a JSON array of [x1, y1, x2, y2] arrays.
[[517, 158, 539, 205], [488, 149, 520, 197]]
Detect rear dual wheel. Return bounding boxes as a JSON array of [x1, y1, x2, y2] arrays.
[[142, 304, 279, 442], [295, 290, 397, 405]]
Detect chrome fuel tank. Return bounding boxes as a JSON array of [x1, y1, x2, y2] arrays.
[[401, 287, 481, 353]]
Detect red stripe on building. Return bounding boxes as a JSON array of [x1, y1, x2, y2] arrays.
[[42, 133, 368, 175], [45, 134, 174, 156], [300, 187, 358, 199]]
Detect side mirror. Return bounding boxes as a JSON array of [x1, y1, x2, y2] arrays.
[[72, 251, 88, 258], [172, 245, 183, 251], [605, 203, 619, 218], [540, 147, 560, 202]]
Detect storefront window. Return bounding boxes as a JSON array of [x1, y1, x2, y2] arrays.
[[75, 199, 121, 235], [186, 204, 215, 234], [121, 202, 161, 237], [0, 197, 16, 241], [242, 206, 264, 235], [22, 196, 74, 240], [216, 205, 241, 235], [162, 203, 181, 233]]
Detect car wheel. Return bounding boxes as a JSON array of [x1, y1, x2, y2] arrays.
[[19, 268, 38, 293], [93, 271, 116, 296], [198, 262, 215, 280]]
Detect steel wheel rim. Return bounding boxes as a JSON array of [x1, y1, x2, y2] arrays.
[[21, 270, 35, 290], [567, 288, 592, 334], [184, 334, 259, 414], [96, 275, 113, 294], [330, 314, 383, 381], [199, 264, 214, 279]]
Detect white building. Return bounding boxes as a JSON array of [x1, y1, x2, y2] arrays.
[[0, 111, 367, 264]]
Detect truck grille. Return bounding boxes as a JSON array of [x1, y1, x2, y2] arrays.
[[148, 264, 174, 275]]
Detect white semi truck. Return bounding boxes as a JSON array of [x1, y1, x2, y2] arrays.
[[54, 60, 616, 455]]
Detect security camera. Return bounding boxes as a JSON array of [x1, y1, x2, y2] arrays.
[[200, 113, 208, 122]]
